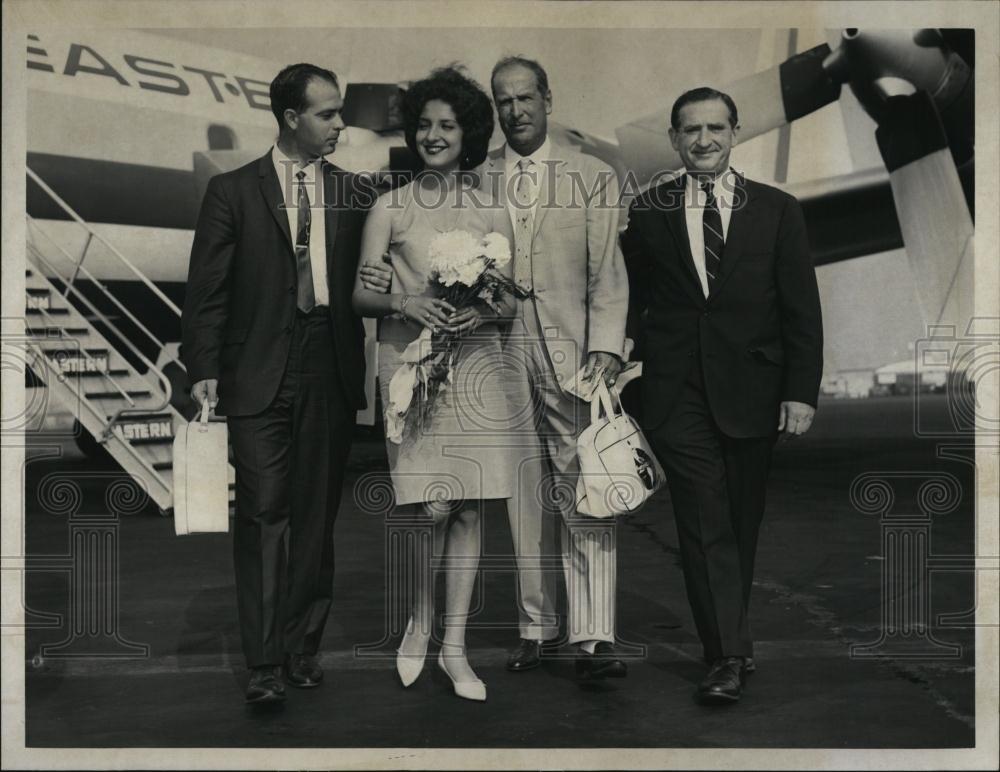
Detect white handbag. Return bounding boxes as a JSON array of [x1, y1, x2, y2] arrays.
[[575, 378, 665, 518], [172, 401, 230, 535]]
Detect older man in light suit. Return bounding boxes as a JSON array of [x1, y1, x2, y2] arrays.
[[486, 56, 630, 679]]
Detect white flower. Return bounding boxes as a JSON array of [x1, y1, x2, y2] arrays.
[[428, 230, 482, 287], [400, 327, 433, 364], [383, 329, 435, 444], [454, 257, 486, 287], [481, 232, 511, 268], [385, 363, 418, 444]]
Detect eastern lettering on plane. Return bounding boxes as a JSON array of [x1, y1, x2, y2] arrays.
[[26, 33, 271, 112]]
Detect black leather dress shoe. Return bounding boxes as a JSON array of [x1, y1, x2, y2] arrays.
[[245, 665, 286, 704], [286, 653, 323, 688], [697, 657, 746, 704], [576, 642, 627, 680], [506, 639, 542, 672]]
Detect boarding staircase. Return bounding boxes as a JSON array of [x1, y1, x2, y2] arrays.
[[24, 166, 234, 515]]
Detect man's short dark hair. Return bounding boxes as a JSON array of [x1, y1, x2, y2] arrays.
[[670, 87, 739, 130], [402, 66, 495, 171], [269, 63, 340, 129], [490, 56, 550, 97]]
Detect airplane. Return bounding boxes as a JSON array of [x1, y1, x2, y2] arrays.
[[20, 27, 976, 457]]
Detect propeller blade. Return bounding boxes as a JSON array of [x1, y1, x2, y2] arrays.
[[779, 153, 973, 267], [876, 91, 974, 331], [615, 44, 840, 187]]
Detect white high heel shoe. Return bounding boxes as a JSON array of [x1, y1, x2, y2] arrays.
[[437, 648, 486, 702], [395, 617, 429, 688]]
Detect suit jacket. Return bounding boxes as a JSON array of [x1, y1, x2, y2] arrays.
[[479, 143, 629, 390], [181, 152, 369, 417], [621, 173, 823, 437]]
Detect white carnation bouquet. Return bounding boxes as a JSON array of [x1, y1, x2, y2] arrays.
[[384, 229, 533, 445]]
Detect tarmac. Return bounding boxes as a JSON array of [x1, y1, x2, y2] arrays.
[[20, 394, 977, 748]]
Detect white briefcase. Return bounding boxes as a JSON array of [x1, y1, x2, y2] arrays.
[[172, 401, 230, 535]]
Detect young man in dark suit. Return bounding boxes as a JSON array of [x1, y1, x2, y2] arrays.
[[622, 87, 823, 704], [182, 63, 369, 704]]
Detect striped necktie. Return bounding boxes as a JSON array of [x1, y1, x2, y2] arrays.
[[702, 179, 724, 294], [295, 170, 316, 313]]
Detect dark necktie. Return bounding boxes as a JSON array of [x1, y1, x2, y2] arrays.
[[295, 169, 316, 313], [702, 179, 724, 293]]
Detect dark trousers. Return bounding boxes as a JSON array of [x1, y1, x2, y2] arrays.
[[228, 311, 354, 668], [646, 359, 776, 662]]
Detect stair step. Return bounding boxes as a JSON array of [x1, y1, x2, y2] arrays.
[[59, 368, 130, 378], [26, 287, 49, 295], [84, 389, 153, 400], [26, 306, 71, 315], [106, 412, 174, 422], [152, 461, 173, 471], [40, 347, 109, 354], [122, 435, 174, 446], [26, 326, 89, 337]]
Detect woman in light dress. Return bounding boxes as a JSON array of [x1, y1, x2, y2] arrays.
[[352, 67, 516, 701]]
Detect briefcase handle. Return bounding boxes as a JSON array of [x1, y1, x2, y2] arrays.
[[198, 399, 211, 432]]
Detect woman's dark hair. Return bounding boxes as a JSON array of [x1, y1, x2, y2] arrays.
[[269, 63, 340, 129], [402, 66, 495, 170]]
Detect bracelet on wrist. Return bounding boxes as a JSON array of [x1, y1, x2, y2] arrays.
[[399, 294, 412, 320]]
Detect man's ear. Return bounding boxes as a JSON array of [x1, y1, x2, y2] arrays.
[[544, 90, 553, 116], [668, 127, 680, 152], [283, 108, 299, 132]]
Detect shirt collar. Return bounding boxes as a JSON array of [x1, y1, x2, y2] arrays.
[[272, 143, 319, 188], [685, 166, 738, 207], [504, 137, 551, 174]]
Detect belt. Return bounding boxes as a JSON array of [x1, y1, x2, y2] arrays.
[[296, 306, 330, 319]]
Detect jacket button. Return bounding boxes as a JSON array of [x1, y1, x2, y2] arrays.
[[687, 350, 695, 358], [284, 324, 292, 333], [288, 285, 295, 294], [703, 310, 710, 317]]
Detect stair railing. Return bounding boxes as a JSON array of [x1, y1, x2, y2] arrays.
[[25, 163, 187, 439], [24, 325, 172, 496]]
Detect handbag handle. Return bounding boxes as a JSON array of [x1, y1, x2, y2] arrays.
[[605, 380, 626, 416], [590, 378, 623, 425]]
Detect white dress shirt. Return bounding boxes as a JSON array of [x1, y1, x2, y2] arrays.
[[504, 137, 551, 229], [271, 144, 329, 308], [684, 167, 737, 298]]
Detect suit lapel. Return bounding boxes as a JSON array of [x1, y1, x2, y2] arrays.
[[532, 150, 564, 236], [258, 154, 294, 260], [482, 151, 509, 225], [660, 177, 705, 304], [322, 162, 341, 274], [709, 173, 752, 299]]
